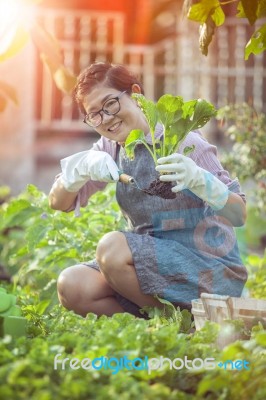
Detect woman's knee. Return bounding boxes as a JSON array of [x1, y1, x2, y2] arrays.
[[96, 231, 132, 274], [57, 264, 123, 316], [57, 264, 84, 309]]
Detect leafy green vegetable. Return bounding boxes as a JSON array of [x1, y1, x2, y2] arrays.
[[0, 184, 266, 399], [125, 93, 216, 164]]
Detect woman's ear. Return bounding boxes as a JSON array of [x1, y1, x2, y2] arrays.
[[131, 84, 142, 94]]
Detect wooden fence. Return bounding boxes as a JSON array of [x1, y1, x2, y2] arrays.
[[34, 9, 266, 132]]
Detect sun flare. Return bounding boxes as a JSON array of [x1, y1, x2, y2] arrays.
[[0, 0, 36, 33], [0, 0, 24, 29], [0, 0, 35, 55]]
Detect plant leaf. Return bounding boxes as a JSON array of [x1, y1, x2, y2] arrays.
[[187, 0, 225, 26], [181, 99, 198, 119], [245, 24, 266, 60], [156, 95, 183, 135], [237, 0, 266, 19], [26, 224, 49, 252], [132, 94, 158, 134], [257, 0, 266, 18], [199, 15, 216, 56], [168, 98, 217, 154], [183, 145, 196, 156], [241, 0, 259, 25], [185, 98, 217, 128], [211, 2, 225, 26], [124, 129, 146, 160], [125, 95, 216, 162], [236, 2, 246, 18], [35, 300, 50, 315]]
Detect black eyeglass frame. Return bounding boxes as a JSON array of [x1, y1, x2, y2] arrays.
[[83, 90, 128, 128]]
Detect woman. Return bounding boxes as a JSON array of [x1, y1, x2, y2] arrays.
[[49, 61, 247, 318]]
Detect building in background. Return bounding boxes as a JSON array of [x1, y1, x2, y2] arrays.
[[0, 0, 265, 194]]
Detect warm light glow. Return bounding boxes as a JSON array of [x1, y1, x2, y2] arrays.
[[0, 0, 35, 54], [0, 0, 24, 29]]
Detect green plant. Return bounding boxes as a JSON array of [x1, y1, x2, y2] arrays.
[[183, 0, 266, 58], [0, 184, 125, 309], [0, 185, 266, 399], [125, 94, 216, 164], [0, 288, 26, 339], [245, 251, 266, 299], [216, 103, 266, 214], [0, 296, 265, 400]]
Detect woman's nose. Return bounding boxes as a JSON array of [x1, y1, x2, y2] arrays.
[[101, 112, 114, 124]]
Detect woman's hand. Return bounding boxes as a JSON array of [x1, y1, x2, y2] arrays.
[[156, 153, 246, 226], [155, 153, 229, 211], [60, 150, 120, 192]]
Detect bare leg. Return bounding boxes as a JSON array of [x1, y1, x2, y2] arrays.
[[96, 232, 163, 309], [57, 264, 124, 317]]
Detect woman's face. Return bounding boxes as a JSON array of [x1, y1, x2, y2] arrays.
[[82, 85, 150, 143]]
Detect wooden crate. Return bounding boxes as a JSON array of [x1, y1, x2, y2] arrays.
[[191, 293, 266, 348]]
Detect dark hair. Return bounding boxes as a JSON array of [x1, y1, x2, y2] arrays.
[[73, 62, 144, 115]]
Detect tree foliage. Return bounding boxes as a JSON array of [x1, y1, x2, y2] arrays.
[[183, 0, 266, 58]]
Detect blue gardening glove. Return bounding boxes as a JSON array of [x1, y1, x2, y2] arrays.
[[60, 150, 119, 192], [156, 154, 229, 210]]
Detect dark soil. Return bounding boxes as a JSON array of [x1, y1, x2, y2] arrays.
[[143, 177, 176, 199]]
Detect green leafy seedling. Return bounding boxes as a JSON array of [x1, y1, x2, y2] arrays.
[[0, 287, 26, 339], [124, 94, 217, 198], [125, 93, 217, 165]]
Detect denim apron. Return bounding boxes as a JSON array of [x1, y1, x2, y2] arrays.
[[114, 143, 247, 310], [85, 140, 247, 316]]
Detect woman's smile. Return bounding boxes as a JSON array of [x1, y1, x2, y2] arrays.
[[83, 85, 149, 142], [108, 120, 122, 133]]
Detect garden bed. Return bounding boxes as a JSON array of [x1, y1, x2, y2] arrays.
[[0, 185, 265, 400]]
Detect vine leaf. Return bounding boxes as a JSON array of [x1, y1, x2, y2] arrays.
[[186, 0, 224, 55], [199, 15, 216, 56], [237, 0, 266, 20], [245, 23, 266, 59], [187, 0, 225, 26], [241, 0, 259, 25], [257, 0, 266, 18]]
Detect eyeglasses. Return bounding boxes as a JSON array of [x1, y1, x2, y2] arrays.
[[83, 90, 128, 128]]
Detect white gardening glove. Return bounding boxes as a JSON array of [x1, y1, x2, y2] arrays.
[[156, 154, 229, 210], [60, 150, 120, 192]]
